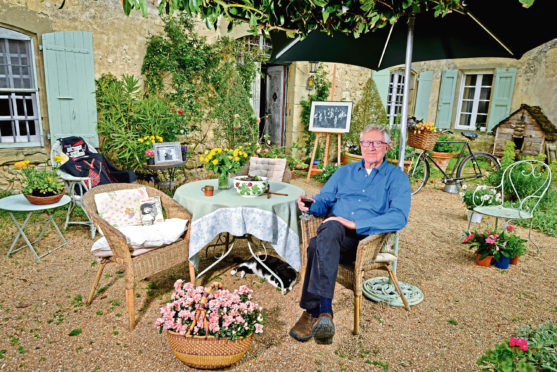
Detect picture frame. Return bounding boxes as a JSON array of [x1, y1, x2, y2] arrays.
[[309, 101, 353, 133], [153, 142, 182, 164]]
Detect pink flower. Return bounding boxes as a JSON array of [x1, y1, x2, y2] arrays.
[[507, 225, 515, 231], [233, 123, 241, 129], [486, 237, 496, 244], [463, 234, 475, 243], [234, 114, 240, 118], [256, 117, 261, 124], [255, 324, 263, 334], [145, 149, 154, 157]]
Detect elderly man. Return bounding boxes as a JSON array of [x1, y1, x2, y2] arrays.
[[290, 124, 411, 344]]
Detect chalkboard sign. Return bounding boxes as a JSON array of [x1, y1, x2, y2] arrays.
[[309, 101, 353, 133]]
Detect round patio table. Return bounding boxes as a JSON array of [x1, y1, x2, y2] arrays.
[[0, 194, 70, 261]]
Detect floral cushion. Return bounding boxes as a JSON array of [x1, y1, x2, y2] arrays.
[[94, 187, 149, 228]]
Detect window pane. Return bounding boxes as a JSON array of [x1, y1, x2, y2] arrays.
[[0, 96, 10, 116], [476, 114, 487, 127], [459, 113, 471, 127], [465, 74, 477, 86], [0, 120, 14, 136], [26, 120, 36, 135], [477, 101, 489, 114], [460, 100, 474, 113], [18, 120, 28, 135], [25, 97, 34, 115], [479, 87, 492, 100], [482, 74, 493, 86], [463, 87, 475, 100]]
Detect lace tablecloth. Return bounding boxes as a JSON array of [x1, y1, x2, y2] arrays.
[[173, 179, 305, 271]]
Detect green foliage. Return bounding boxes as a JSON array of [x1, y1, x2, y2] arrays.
[[11, 159, 64, 196], [518, 321, 557, 370], [68, 329, 82, 337], [344, 78, 388, 150], [432, 134, 460, 153], [313, 163, 340, 183], [460, 184, 501, 210], [300, 65, 331, 161], [385, 128, 413, 160], [96, 74, 190, 170], [123, 0, 483, 39]]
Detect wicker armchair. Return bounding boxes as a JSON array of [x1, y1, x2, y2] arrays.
[[300, 216, 409, 335], [82, 183, 195, 330]]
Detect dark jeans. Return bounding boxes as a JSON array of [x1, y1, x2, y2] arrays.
[[299, 217, 366, 312]]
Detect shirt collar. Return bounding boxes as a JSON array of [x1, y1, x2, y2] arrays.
[[357, 157, 389, 175]]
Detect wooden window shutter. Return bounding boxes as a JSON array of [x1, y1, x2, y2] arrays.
[[371, 69, 390, 112], [413, 71, 433, 122], [435, 69, 458, 129], [42, 31, 99, 147], [487, 68, 517, 132]]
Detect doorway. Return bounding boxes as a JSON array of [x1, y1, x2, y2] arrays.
[[263, 65, 287, 146]]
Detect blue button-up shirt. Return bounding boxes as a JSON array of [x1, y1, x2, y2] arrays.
[[309, 158, 411, 236]]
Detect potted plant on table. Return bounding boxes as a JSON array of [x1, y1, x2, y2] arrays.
[[430, 134, 459, 172], [12, 158, 65, 205], [460, 184, 500, 223], [156, 281, 265, 369], [199, 146, 249, 189]]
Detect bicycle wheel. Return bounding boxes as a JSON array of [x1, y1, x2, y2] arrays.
[[456, 152, 500, 186], [405, 153, 429, 195]]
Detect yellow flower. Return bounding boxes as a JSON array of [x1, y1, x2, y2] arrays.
[[206, 154, 212, 161], [53, 156, 62, 163], [204, 150, 209, 155], [217, 148, 222, 153], [48, 177, 53, 182], [243, 153, 247, 157], [146, 141, 150, 145], [24, 160, 30, 164], [212, 159, 218, 165], [238, 145, 243, 149], [156, 136, 163, 141], [228, 156, 232, 160], [150, 136, 155, 140], [138, 138, 144, 143], [144, 136, 149, 140], [14, 161, 26, 169], [199, 156, 205, 162], [234, 156, 240, 161]]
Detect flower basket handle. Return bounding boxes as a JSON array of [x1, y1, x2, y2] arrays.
[[186, 282, 223, 338]]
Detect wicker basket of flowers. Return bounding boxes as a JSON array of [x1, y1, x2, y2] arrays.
[[156, 281, 264, 369], [406, 119, 441, 151]]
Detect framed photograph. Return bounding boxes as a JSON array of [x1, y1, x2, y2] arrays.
[[153, 142, 181, 164], [309, 101, 353, 133]]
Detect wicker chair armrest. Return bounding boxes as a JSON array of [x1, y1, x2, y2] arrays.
[[86, 206, 131, 259], [354, 233, 390, 268]]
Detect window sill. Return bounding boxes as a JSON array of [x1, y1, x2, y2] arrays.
[[0, 141, 43, 149]]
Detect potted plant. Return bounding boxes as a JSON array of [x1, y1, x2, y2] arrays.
[[12, 158, 65, 205], [156, 281, 264, 369], [460, 184, 501, 223], [430, 134, 459, 172], [199, 146, 249, 189], [144, 149, 155, 165], [462, 227, 522, 269], [138, 135, 163, 165], [504, 225, 527, 264], [341, 143, 362, 164]]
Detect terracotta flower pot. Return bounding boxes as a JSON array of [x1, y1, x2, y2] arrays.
[[430, 151, 454, 172], [24, 189, 65, 205], [510, 257, 519, 265], [341, 153, 362, 165], [475, 254, 493, 267]]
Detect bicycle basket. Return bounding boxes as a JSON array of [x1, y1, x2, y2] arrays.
[[407, 131, 442, 151]]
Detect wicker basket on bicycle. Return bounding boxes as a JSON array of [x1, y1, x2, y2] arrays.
[[407, 130, 442, 151]]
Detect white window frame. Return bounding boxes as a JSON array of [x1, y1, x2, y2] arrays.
[[455, 71, 493, 131], [0, 27, 43, 148], [387, 71, 405, 127]]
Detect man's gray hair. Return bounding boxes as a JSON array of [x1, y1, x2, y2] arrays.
[[360, 124, 391, 143]]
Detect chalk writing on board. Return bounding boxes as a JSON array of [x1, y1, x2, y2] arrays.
[[309, 101, 353, 133]]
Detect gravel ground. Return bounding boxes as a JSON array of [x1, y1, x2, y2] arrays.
[[0, 177, 555, 371]]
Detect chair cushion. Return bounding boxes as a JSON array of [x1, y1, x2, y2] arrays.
[[91, 218, 188, 257], [139, 196, 164, 225], [248, 157, 287, 182], [374, 252, 397, 263], [94, 187, 149, 228], [473, 205, 532, 220]]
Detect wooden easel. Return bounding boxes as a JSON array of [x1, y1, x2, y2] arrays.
[[306, 132, 342, 183]]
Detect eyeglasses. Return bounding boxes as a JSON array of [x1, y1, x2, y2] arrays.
[[360, 140, 387, 148]]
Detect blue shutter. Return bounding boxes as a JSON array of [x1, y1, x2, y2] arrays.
[[371, 69, 390, 112], [43, 31, 99, 147], [435, 69, 458, 129], [414, 71, 433, 122], [487, 68, 517, 131]]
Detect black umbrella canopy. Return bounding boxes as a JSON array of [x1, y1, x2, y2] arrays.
[[270, 0, 556, 69]]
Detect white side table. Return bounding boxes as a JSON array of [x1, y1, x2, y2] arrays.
[[0, 195, 71, 261]]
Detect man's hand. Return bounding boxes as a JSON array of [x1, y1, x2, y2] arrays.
[[297, 195, 314, 212], [323, 216, 356, 230]]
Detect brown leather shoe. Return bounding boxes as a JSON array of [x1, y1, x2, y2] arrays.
[[312, 313, 335, 344], [289, 311, 315, 342]]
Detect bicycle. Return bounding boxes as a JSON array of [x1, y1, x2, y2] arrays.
[[405, 131, 501, 195]]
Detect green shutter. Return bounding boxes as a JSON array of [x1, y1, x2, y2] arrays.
[[371, 69, 390, 112], [43, 31, 99, 147], [414, 71, 433, 122], [435, 69, 458, 129], [487, 68, 517, 131]]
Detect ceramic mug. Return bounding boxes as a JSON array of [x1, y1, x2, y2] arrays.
[[201, 185, 214, 197]]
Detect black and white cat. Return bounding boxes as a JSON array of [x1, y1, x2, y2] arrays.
[[230, 255, 297, 292]]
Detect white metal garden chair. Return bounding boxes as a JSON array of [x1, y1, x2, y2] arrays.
[[50, 138, 97, 239], [468, 160, 551, 253]]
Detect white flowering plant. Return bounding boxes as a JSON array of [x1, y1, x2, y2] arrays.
[[155, 281, 265, 340], [460, 184, 501, 210]]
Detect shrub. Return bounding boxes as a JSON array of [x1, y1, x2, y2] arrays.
[[432, 134, 460, 153], [313, 163, 340, 183]]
